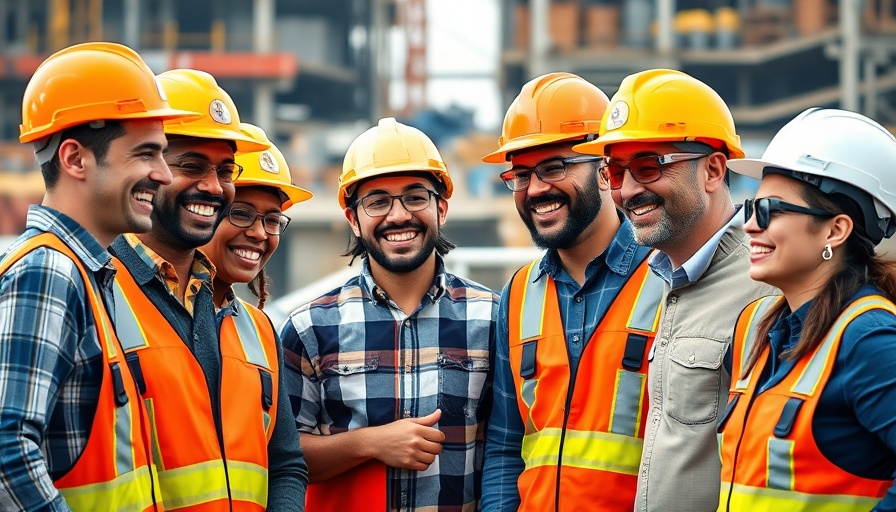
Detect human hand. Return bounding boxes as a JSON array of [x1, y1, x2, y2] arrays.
[[371, 409, 446, 471]]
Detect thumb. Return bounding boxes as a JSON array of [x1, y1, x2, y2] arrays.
[[407, 409, 441, 426]]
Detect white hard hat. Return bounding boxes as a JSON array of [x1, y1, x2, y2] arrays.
[[729, 107, 896, 243]]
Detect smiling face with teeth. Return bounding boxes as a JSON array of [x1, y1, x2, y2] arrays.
[[346, 175, 447, 275], [150, 138, 236, 250], [203, 186, 282, 300]]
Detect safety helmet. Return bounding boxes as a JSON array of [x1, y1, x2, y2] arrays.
[[482, 72, 609, 163], [728, 107, 896, 243], [20, 42, 196, 145], [574, 69, 744, 159], [338, 117, 453, 208], [234, 123, 312, 210], [157, 69, 269, 153]]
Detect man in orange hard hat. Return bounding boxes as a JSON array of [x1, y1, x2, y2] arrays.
[[280, 117, 499, 511], [574, 69, 776, 512], [108, 69, 308, 510], [0, 42, 195, 510], [479, 72, 663, 511]]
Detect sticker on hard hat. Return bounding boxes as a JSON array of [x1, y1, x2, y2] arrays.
[[209, 99, 232, 125], [260, 152, 278, 174], [606, 101, 629, 131]]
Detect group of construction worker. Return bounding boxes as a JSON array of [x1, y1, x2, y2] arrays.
[[1, 39, 895, 512]]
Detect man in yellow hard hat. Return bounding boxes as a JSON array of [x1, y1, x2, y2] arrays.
[[0, 42, 195, 510], [108, 70, 308, 510], [574, 69, 777, 512], [479, 72, 663, 511], [279, 117, 499, 511]]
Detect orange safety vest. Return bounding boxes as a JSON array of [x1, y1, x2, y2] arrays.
[[507, 257, 663, 511], [112, 259, 279, 511], [719, 295, 894, 512], [0, 233, 159, 512]]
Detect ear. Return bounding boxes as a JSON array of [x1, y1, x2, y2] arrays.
[[57, 139, 91, 182], [344, 207, 361, 237], [703, 152, 727, 193], [826, 213, 853, 249], [436, 197, 448, 227]]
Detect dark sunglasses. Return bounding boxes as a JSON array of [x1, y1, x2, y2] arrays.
[[744, 197, 834, 229], [599, 152, 710, 190]]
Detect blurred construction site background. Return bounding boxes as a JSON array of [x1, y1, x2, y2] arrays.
[[0, 0, 894, 301]]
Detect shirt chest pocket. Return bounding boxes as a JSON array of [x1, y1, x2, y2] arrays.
[[320, 356, 379, 400], [666, 337, 727, 425], [437, 352, 490, 420]]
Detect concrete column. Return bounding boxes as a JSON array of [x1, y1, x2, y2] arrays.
[[123, 0, 139, 48], [528, 0, 549, 78], [253, 0, 273, 52], [840, 0, 860, 112], [656, 0, 675, 56]]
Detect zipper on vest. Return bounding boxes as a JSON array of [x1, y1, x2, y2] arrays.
[[554, 357, 581, 512]]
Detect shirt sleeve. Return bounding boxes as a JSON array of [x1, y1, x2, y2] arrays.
[[840, 312, 896, 512], [0, 249, 82, 512], [265, 329, 309, 511], [480, 284, 524, 511], [278, 309, 322, 433]]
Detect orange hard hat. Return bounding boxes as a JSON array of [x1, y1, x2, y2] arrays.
[[482, 72, 609, 163], [235, 123, 312, 210], [20, 42, 197, 143], [574, 69, 744, 159], [338, 117, 452, 208]]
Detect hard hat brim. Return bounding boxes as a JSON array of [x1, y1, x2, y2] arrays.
[[482, 133, 589, 163], [163, 124, 272, 153], [20, 107, 202, 144], [574, 131, 745, 159], [235, 177, 313, 209], [726, 158, 772, 180]]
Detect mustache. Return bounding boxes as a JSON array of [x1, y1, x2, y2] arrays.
[[177, 192, 226, 208], [374, 219, 425, 237], [622, 191, 664, 210], [524, 192, 569, 211], [134, 178, 162, 193]]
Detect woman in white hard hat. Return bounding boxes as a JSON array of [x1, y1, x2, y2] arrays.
[[203, 123, 312, 309], [717, 108, 896, 511]]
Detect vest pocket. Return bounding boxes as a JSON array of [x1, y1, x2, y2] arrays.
[[437, 352, 489, 419], [666, 337, 727, 425]]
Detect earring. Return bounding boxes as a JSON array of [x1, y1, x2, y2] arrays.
[[822, 244, 833, 261]]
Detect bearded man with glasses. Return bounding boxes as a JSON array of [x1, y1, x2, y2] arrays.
[[279, 117, 499, 512], [574, 69, 777, 512]]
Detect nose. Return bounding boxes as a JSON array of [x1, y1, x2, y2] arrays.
[[523, 171, 552, 196], [196, 168, 224, 195], [617, 168, 645, 202], [153, 157, 173, 186], [384, 196, 413, 223], [743, 208, 761, 234], [245, 215, 269, 240]]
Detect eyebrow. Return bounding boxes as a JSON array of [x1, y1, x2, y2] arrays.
[[166, 150, 235, 164], [363, 183, 433, 195], [509, 157, 566, 170], [131, 141, 165, 154]]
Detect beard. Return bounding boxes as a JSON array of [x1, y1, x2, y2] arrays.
[[361, 221, 438, 273], [520, 170, 603, 250], [151, 191, 227, 250]]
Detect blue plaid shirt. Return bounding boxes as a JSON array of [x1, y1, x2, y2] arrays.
[[0, 205, 113, 511], [280, 256, 499, 511], [480, 218, 652, 511]]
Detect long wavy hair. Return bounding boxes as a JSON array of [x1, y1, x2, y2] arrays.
[[744, 179, 896, 373]]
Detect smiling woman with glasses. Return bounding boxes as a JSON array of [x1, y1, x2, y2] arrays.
[[719, 108, 896, 512]]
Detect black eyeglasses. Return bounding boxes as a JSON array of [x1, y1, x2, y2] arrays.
[[169, 160, 244, 184], [500, 155, 601, 191], [744, 198, 834, 230], [356, 189, 439, 217], [599, 152, 710, 190], [227, 206, 291, 235]]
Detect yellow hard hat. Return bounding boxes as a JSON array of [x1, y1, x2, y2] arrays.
[[338, 117, 452, 208], [574, 69, 744, 159], [482, 72, 609, 163], [157, 69, 269, 153], [20, 42, 197, 143], [234, 123, 312, 210]]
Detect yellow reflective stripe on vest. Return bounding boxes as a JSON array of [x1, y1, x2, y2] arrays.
[[59, 465, 155, 512], [228, 460, 269, 506], [112, 280, 150, 352], [520, 259, 547, 340], [627, 271, 663, 332], [522, 428, 642, 475], [792, 296, 896, 396], [157, 460, 229, 509], [233, 299, 271, 369], [734, 296, 780, 391], [721, 482, 878, 512]]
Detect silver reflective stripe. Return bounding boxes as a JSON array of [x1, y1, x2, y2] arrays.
[[233, 299, 270, 369], [115, 396, 135, 475], [766, 437, 794, 490], [609, 370, 645, 437], [791, 296, 892, 396], [112, 280, 149, 351], [627, 272, 663, 332], [734, 296, 779, 390], [520, 259, 547, 340], [521, 379, 536, 409]]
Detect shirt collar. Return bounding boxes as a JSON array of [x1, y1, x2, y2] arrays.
[[123, 232, 217, 282], [649, 205, 743, 288], [23, 205, 111, 272], [360, 255, 448, 305]]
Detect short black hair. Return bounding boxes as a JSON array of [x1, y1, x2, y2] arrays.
[[40, 121, 125, 190]]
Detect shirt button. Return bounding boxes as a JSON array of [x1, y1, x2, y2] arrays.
[[670, 295, 678, 304], [575, 296, 583, 303], [404, 320, 411, 327], [404, 410, 411, 418], [572, 335, 580, 342]]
